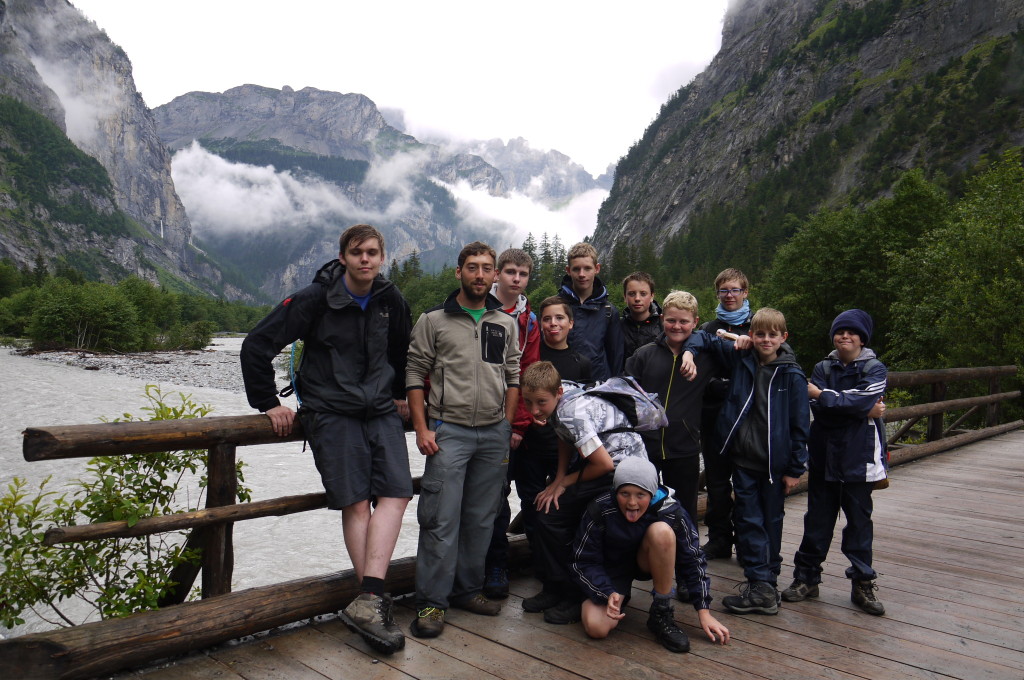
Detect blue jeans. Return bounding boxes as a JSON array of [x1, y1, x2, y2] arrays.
[[731, 466, 787, 585]]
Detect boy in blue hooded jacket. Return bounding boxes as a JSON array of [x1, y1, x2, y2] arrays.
[[686, 307, 809, 615], [781, 309, 888, 615]]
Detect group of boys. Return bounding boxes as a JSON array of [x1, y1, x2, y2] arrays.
[[240, 225, 889, 657]]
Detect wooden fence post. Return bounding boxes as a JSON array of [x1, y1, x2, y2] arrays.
[[202, 442, 236, 598], [927, 381, 947, 441], [987, 375, 1001, 426]]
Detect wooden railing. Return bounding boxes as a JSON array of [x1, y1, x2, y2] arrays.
[[883, 364, 1021, 465], [1, 365, 1019, 680]]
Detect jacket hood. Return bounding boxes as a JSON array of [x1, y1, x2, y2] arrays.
[[826, 347, 878, 363], [313, 259, 394, 309], [489, 283, 530, 316], [559, 273, 610, 305], [620, 298, 663, 322], [765, 343, 801, 368]]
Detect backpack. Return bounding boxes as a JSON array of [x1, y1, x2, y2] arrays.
[[564, 375, 669, 432]]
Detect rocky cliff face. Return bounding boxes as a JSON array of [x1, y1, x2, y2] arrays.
[[449, 137, 610, 205], [154, 85, 509, 196], [0, 0, 229, 294], [593, 0, 1024, 258]]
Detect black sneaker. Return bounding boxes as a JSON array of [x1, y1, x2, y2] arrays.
[[701, 538, 733, 560], [522, 587, 562, 612], [781, 579, 819, 602], [647, 601, 690, 653], [483, 566, 510, 599], [542, 598, 582, 624], [722, 581, 779, 615], [851, 579, 885, 616]]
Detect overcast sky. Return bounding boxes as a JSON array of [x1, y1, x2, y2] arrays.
[[71, 0, 728, 176]]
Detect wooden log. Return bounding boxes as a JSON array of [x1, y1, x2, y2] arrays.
[[887, 365, 1017, 389], [987, 375, 1002, 426], [883, 391, 1020, 422], [44, 493, 329, 545], [0, 537, 532, 680], [157, 530, 203, 607], [887, 415, 922, 446], [23, 415, 305, 461], [887, 420, 1023, 466], [202, 443, 236, 599], [928, 381, 947, 441]]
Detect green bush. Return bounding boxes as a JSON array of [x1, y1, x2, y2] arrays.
[[27, 279, 141, 351], [0, 386, 250, 628]]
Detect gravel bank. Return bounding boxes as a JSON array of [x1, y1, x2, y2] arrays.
[[15, 338, 255, 393]]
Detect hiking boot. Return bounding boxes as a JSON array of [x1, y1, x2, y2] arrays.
[[647, 600, 690, 653], [452, 593, 502, 616], [483, 566, 510, 599], [339, 593, 405, 654], [781, 579, 819, 602], [522, 586, 562, 612], [701, 538, 733, 560], [722, 581, 779, 615], [410, 606, 445, 638], [851, 579, 885, 616], [543, 597, 582, 624]]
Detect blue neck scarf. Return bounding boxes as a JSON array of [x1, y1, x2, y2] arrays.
[[715, 300, 750, 326]]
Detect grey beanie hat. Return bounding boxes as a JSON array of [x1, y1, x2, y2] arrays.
[[613, 456, 660, 496]]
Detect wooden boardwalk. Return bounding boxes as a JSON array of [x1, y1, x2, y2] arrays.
[[119, 429, 1024, 680]]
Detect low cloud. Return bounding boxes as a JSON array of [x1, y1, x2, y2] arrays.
[[446, 180, 607, 250], [171, 142, 376, 235], [170, 142, 604, 263], [16, 7, 123, 152]]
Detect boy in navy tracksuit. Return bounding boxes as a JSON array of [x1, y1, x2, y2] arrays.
[[688, 307, 809, 614], [570, 457, 730, 652], [782, 309, 888, 615]]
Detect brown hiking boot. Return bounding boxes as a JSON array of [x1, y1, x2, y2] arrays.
[[410, 606, 446, 638], [339, 593, 405, 654], [452, 593, 502, 616], [851, 579, 885, 615], [781, 579, 819, 602]]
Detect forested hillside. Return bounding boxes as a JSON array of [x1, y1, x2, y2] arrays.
[[589, 0, 1023, 379]]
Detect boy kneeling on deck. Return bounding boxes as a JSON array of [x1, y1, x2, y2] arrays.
[[570, 457, 730, 652]]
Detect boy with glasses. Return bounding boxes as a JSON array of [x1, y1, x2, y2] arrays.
[[699, 268, 752, 559]]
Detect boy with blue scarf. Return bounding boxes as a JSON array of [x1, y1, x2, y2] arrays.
[[698, 268, 753, 559]]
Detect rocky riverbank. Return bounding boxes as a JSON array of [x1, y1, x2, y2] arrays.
[[14, 337, 253, 393]]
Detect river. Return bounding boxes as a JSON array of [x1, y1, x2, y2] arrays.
[[1, 338, 519, 637]]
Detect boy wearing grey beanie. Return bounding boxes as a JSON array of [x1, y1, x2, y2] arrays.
[[569, 456, 731, 652]]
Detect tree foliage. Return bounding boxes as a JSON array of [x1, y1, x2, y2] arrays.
[[761, 170, 948, 364], [0, 387, 251, 628], [887, 151, 1024, 373], [760, 152, 1023, 387], [0, 266, 268, 351]]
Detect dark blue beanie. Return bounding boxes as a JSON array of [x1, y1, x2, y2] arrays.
[[830, 309, 873, 345]]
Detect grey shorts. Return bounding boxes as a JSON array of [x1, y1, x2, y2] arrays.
[[299, 409, 413, 509]]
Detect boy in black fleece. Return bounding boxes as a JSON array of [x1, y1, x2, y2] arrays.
[[570, 457, 730, 652]]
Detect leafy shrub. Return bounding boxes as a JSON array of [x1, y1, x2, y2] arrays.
[[0, 386, 250, 628]]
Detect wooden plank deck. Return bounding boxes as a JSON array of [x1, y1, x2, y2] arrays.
[[117, 429, 1024, 680]]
